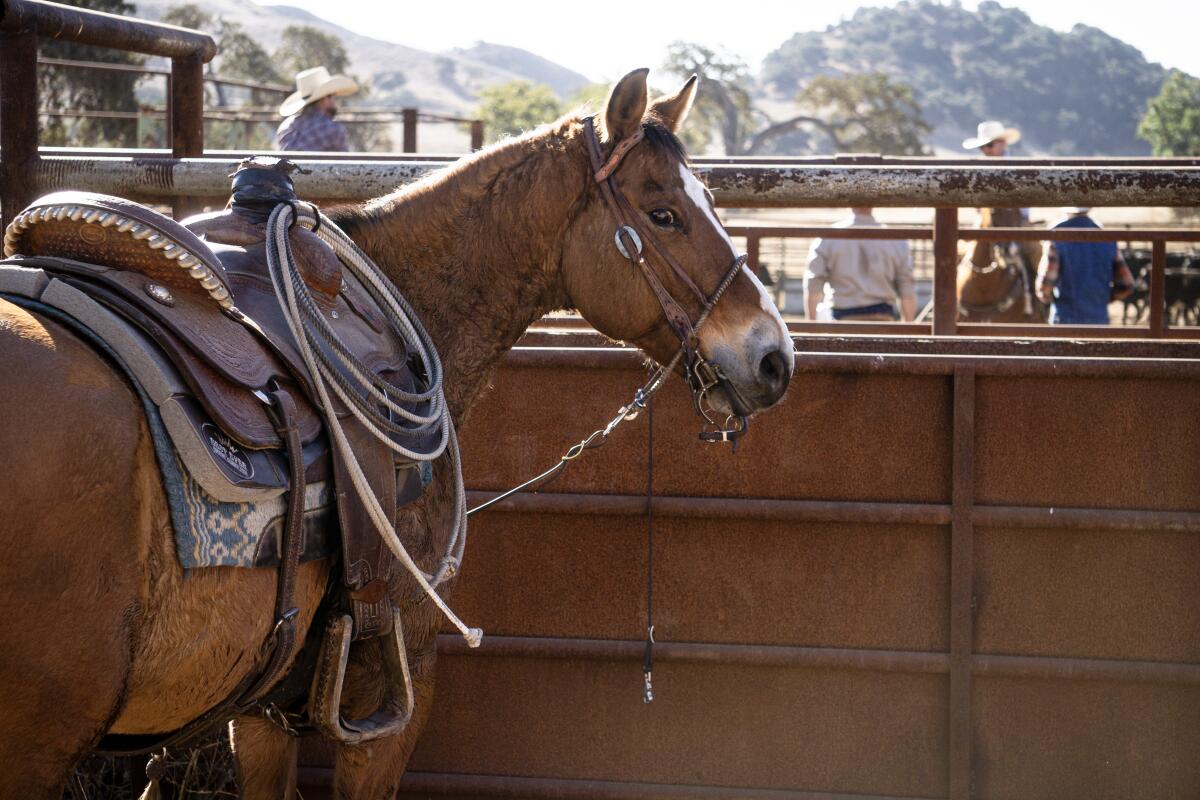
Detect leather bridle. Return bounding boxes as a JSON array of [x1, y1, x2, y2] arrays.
[[582, 116, 750, 444]]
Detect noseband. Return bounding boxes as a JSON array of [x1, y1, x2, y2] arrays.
[[582, 116, 749, 444]]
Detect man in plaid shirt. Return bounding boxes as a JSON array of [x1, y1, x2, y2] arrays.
[[274, 66, 358, 152]]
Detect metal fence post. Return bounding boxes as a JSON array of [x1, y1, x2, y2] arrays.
[[170, 52, 204, 218], [1, 26, 39, 231], [1150, 240, 1166, 338], [949, 366, 976, 798], [933, 207, 959, 335], [402, 108, 418, 153]]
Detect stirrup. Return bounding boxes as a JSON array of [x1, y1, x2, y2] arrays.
[[310, 607, 414, 744]]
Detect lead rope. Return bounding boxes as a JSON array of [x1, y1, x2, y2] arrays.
[[264, 203, 480, 647], [643, 396, 655, 704]]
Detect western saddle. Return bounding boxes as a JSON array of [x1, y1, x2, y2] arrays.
[[1, 157, 438, 749]]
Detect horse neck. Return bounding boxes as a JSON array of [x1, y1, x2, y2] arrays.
[[333, 125, 587, 425], [969, 239, 993, 270]]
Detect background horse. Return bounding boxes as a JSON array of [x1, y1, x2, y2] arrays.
[[0, 68, 792, 798], [956, 207, 1046, 323]]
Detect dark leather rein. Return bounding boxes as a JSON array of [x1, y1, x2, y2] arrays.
[[582, 116, 750, 444]]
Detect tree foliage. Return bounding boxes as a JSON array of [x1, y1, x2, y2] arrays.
[[662, 43, 929, 156], [793, 73, 931, 155], [1138, 70, 1200, 156], [475, 80, 562, 143], [661, 42, 756, 154], [761, 0, 1173, 155], [39, 0, 144, 147], [274, 25, 351, 78]]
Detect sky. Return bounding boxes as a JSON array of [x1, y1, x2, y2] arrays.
[[265, 0, 1199, 82]]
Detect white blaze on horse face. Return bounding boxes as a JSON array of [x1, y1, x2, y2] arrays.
[[679, 164, 736, 255], [678, 164, 791, 349]]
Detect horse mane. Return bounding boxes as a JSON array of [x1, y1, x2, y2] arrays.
[[333, 111, 686, 214]]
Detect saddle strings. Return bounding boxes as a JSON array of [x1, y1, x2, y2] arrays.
[[264, 202, 479, 647]]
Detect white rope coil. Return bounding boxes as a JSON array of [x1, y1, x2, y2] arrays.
[[263, 203, 478, 647]]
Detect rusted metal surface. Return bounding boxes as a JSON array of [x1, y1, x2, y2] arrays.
[[0, 26, 37, 230], [726, 224, 1200, 242], [292, 338, 1200, 800], [949, 368, 975, 799], [0, 0, 216, 60], [30, 156, 439, 200], [402, 108, 418, 153], [1150, 240, 1167, 337], [933, 208, 959, 334], [695, 164, 1200, 207], [22, 157, 1200, 207]]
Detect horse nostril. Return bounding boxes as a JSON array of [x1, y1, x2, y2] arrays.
[[757, 348, 791, 396]]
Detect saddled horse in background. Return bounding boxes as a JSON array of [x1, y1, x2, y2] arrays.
[[0, 69, 793, 798], [957, 207, 1047, 323]]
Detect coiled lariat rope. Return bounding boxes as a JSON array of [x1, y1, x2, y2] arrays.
[[263, 202, 480, 647]]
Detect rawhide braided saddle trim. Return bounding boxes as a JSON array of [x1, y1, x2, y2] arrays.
[[4, 192, 234, 310]]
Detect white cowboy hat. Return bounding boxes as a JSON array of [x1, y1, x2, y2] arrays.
[[1060, 206, 1091, 214], [279, 66, 359, 117], [962, 120, 1021, 150]]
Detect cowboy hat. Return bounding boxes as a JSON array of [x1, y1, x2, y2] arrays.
[[279, 66, 359, 117], [1060, 206, 1091, 214], [962, 120, 1021, 150]]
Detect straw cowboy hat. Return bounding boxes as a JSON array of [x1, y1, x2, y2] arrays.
[[279, 66, 359, 117], [962, 120, 1021, 149]]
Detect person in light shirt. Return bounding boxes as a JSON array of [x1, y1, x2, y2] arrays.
[[804, 207, 916, 322]]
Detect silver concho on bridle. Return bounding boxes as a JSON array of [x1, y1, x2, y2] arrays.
[[615, 225, 642, 260]]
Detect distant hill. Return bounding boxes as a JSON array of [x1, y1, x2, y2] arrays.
[[759, 0, 1175, 155], [451, 42, 591, 101], [132, 0, 588, 115]]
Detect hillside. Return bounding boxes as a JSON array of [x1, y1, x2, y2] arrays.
[[132, 0, 589, 114], [759, 0, 1173, 155], [452, 42, 591, 101]]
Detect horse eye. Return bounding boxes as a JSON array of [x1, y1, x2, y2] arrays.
[[648, 208, 677, 229]]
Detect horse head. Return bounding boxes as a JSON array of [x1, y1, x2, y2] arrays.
[[559, 69, 793, 419]]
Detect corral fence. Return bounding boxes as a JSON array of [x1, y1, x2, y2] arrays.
[[34, 57, 485, 152], [3, 2, 1200, 799]]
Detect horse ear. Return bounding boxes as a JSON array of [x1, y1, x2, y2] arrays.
[[648, 74, 699, 133], [603, 68, 649, 142]]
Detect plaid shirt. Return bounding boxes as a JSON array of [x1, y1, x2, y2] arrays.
[[274, 107, 350, 152]]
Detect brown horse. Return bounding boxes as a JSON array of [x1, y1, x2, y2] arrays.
[[0, 69, 792, 798], [956, 207, 1046, 323]]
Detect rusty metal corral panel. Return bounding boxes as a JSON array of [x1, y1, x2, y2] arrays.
[[460, 358, 952, 503], [974, 376, 1200, 511], [972, 678, 1200, 799], [449, 514, 949, 651], [974, 527, 1200, 662], [298, 336, 1200, 800], [411, 656, 949, 798]]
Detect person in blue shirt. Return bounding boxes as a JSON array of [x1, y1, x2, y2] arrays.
[[1035, 207, 1134, 324]]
